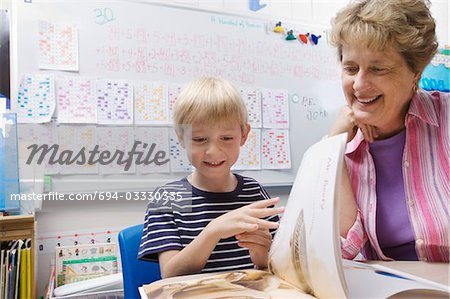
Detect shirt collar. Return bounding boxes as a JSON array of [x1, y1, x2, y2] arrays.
[[345, 130, 367, 155], [407, 90, 439, 127]]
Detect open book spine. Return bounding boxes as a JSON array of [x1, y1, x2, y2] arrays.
[[268, 133, 348, 298]]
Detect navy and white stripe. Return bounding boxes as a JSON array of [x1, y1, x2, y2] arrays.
[[138, 174, 278, 273]]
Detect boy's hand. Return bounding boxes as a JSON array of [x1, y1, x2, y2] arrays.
[[236, 228, 272, 269], [206, 197, 283, 241]]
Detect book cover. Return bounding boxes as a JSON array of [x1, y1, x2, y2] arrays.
[[3, 249, 9, 299], [55, 243, 118, 287], [8, 248, 15, 299], [25, 247, 31, 299], [0, 249, 4, 297], [19, 247, 27, 299]]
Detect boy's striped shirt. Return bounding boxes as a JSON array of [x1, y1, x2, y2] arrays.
[[138, 174, 278, 272]]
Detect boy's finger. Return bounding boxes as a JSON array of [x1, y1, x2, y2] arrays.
[[236, 232, 271, 247], [249, 197, 280, 208], [237, 241, 265, 252], [239, 222, 259, 232], [255, 227, 272, 234], [254, 218, 279, 230], [236, 228, 271, 239], [251, 206, 285, 219]]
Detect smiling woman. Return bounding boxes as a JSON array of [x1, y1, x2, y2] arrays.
[[339, 45, 419, 140], [328, 0, 449, 263]]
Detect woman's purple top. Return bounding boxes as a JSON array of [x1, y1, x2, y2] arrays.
[[369, 129, 418, 260]]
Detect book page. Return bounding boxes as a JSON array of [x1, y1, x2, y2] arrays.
[[367, 261, 450, 288], [268, 132, 450, 299], [141, 269, 314, 299], [343, 260, 450, 298], [268, 133, 348, 298]]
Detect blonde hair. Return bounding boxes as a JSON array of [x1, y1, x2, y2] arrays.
[[173, 77, 248, 140], [329, 0, 438, 73]]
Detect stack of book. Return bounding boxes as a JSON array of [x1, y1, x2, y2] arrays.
[[0, 239, 32, 299]]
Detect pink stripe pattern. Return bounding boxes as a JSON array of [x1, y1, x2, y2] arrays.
[[341, 91, 449, 262]]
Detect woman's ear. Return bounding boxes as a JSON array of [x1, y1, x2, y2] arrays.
[[240, 123, 251, 146], [412, 72, 422, 93], [414, 72, 422, 84]]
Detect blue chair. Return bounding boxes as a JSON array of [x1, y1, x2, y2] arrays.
[[118, 224, 161, 299]]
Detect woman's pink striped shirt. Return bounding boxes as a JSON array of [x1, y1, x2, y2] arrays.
[[341, 90, 449, 262]]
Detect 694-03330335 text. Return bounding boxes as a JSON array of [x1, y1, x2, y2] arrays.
[[10, 191, 182, 203]]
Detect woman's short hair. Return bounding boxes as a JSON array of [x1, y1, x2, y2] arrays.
[[329, 0, 438, 73], [173, 77, 248, 140]]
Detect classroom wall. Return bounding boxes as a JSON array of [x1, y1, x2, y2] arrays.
[[1, 0, 448, 296]]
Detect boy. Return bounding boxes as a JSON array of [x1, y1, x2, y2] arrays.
[[138, 77, 283, 278]]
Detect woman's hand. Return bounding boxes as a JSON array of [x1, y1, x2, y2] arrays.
[[330, 105, 377, 143]]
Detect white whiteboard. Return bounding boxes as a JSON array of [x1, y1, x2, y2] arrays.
[[11, 0, 345, 192]]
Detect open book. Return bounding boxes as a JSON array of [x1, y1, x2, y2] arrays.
[[140, 133, 449, 298]]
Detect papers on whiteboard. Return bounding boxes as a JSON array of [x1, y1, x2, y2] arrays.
[[17, 123, 60, 175], [96, 80, 133, 125], [168, 83, 184, 123], [169, 129, 193, 172], [135, 127, 171, 174], [13, 72, 292, 170], [234, 129, 261, 170], [135, 82, 169, 125], [97, 127, 135, 174], [57, 76, 97, 123], [58, 125, 98, 174], [15, 74, 55, 123], [38, 20, 79, 71], [262, 129, 291, 169], [262, 89, 289, 129], [240, 87, 262, 128]]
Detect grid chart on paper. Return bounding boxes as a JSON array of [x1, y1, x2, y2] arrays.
[[38, 20, 78, 70], [135, 82, 169, 125], [97, 80, 133, 125], [234, 129, 261, 170], [262, 129, 291, 169], [57, 76, 97, 123], [16, 74, 55, 123], [262, 89, 289, 129]]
